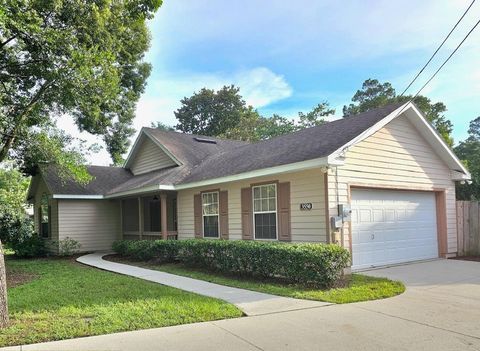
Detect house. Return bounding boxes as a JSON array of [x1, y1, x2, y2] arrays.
[[27, 102, 470, 269]]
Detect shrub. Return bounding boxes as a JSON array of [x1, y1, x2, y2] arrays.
[[112, 239, 350, 288], [11, 233, 47, 258], [56, 237, 82, 256], [0, 214, 47, 258], [112, 240, 179, 262]]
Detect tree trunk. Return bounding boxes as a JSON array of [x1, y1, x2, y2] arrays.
[[0, 240, 8, 328], [0, 135, 14, 163]]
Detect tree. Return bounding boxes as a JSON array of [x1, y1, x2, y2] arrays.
[[0, 240, 7, 328], [220, 102, 335, 141], [218, 106, 262, 141], [0, 0, 161, 329], [175, 85, 249, 136], [0, 163, 30, 218], [151, 121, 175, 131], [0, 0, 162, 175], [455, 116, 480, 200], [256, 114, 298, 139], [343, 79, 454, 146], [297, 102, 335, 128]]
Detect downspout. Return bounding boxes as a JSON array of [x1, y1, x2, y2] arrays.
[[335, 165, 345, 249]]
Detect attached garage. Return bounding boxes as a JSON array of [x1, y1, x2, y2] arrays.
[[350, 188, 439, 270]]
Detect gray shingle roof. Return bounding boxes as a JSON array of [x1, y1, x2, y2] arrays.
[[42, 165, 133, 195], [39, 103, 403, 196], [179, 103, 404, 184], [145, 128, 249, 167]]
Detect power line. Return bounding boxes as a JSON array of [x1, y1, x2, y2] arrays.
[[390, 16, 480, 121], [400, 0, 476, 97]]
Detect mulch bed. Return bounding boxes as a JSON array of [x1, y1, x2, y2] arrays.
[[450, 256, 480, 262]]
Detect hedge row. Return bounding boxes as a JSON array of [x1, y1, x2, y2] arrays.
[[112, 239, 350, 288]]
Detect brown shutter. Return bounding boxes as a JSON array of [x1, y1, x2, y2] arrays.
[[241, 187, 253, 240], [193, 194, 202, 238], [219, 190, 229, 239], [278, 182, 291, 242]]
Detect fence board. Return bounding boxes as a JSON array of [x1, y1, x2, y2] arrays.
[[457, 202, 464, 256], [456, 200, 480, 256]]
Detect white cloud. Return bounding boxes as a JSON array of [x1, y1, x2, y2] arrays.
[[135, 66, 292, 130]]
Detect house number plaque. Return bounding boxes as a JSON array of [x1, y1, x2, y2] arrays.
[[300, 203, 312, 210]]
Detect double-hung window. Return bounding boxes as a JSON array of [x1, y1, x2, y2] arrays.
[[202, 192, 219, 238], [253, 184, 277, 240]]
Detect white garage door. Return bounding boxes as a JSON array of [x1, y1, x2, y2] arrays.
[[351, 189, 438, 270]]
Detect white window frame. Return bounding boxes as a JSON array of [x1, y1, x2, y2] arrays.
[[252, 183, 278, 240], [201, 191, 220, 239]]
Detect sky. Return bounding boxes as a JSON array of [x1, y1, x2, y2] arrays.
[[57, 0, 480, 165]]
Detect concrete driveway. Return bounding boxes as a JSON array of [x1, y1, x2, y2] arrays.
[[2, 259, 480, 351]]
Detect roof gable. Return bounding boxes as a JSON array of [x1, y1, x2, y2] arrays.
[[124, 129, 182, 172], [327, 102, 470, 180]]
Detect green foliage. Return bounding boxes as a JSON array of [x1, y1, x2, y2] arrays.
[[0, 164, 30, 218], [343, 79, 453, 146], [455, 116, 480, 200], [1, 258, 241, 347], [297, 102, 335, 128], [175, 85, 249, 136], [0, 213, 46, 257], [0, 0, 162, 174], [150, 121, 175, 131], [56, 237, 82, 256], [9, 233, 46, 258], [175, 86, 335, 141], [113, 240, 351, 288], [15, 129, 92, 184]]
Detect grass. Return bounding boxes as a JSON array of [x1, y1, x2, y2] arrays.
[[110, 258, 405, 304], [1, 258, 242, 347]]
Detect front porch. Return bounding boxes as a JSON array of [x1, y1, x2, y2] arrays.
[[120, 192, 178, 240]]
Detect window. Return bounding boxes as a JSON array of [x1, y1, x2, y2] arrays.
[[40, 194, 50, 238], [253, 184, 277, 239], [202, 192, 219, 238]]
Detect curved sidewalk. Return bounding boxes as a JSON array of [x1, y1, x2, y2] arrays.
[[77, 252, 331, 316]]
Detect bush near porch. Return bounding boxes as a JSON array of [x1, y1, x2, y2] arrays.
[[112, 240, 351, 288]]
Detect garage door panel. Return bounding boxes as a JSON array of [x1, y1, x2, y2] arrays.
[[351, 189, 438, 270]]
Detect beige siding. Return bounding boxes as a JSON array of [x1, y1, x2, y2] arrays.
[[177, 168, 327, 242], [130, 138, 176, 175], [58, 199, 120, 251], [328, 115, 457, 254], [32, 177, 59, 252]]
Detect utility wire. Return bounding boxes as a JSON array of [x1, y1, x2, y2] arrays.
[[400, 0, 476, 96], [394, 17, 480, 118]]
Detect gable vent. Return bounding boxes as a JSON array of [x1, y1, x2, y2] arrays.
[[194, 137, 217, 144]]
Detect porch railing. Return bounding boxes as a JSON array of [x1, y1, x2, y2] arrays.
[[123, 231, 178, 241]]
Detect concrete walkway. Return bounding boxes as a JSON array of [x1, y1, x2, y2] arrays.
[[76, 252, 330, 316], [3, 259, 480, 351]]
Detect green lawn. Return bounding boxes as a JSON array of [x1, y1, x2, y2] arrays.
[[1, 258, 242, 347], [113, 259, 405, 304]]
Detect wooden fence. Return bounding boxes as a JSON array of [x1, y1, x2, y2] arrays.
[[456, 201, 480, 256]]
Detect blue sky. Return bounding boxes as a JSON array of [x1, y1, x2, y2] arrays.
[[61, 0, 480, 165]]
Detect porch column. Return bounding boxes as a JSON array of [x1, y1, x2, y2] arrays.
[[138, 197, 143, 239], [161, 194, 168, 240]]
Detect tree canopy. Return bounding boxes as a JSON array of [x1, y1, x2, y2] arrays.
[[174, 85, 335, 142], [174, 85, 251, 136], [0, 163, 29, 218], [455, 116, 480, 200], [0, 0, 162, 181], [343, 79, 454, 146]]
